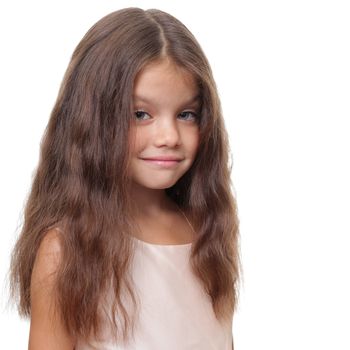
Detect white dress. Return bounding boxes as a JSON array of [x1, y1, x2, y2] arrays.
[[75, 237, 234, 350]]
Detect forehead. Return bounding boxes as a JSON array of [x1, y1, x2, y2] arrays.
[[133, 60, 198, 98]]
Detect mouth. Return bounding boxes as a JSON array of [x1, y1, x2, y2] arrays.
[[140, 158, 182, 168]]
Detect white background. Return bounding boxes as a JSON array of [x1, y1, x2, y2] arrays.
[[1, 1, 349, 349]]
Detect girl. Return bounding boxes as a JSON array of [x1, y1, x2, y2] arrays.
[[8, 7, 241, 350]]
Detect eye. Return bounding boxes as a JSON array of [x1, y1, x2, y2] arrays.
[[178, 111, 198, 122], [134, 110, 151, 121], [133, 110, 199, 122]]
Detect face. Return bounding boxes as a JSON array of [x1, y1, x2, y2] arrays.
[[128, 58, 201, 190]]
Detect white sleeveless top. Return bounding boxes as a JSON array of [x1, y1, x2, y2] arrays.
[[75, 237, 234, 350]]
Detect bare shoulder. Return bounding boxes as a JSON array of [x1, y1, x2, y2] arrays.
[[29, 228, 75, 350], [31, 228, 63, 289]]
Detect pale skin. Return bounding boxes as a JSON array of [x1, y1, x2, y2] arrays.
[[29, 229, 76, 349], [129, 57, 200, 245], [28, 57, 200, 348]]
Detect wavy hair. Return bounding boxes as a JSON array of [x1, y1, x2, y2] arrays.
[[8, 7, 242, 346]]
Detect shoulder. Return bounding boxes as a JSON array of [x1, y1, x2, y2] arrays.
[[29, 228, 75, 349], [38, 228, 62, 256], [31, 228, 63, 292]]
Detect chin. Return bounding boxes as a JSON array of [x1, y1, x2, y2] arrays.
[[142, 181, 178, 190], [132, 176, 181, 190]]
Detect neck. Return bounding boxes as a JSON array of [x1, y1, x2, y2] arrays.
[[129, 182, 177, 218]]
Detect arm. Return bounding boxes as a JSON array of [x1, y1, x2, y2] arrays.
[[28, 229, 76, 350]]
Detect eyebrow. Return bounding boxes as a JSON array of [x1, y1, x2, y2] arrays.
[[133, 94, 201, 105]]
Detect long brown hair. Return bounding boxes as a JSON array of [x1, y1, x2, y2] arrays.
[[8, 7, 242, 346]]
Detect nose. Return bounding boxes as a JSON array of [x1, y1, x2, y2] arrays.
[[153, 116, 181, 148]]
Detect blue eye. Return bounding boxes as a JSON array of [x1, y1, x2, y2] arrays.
[[133, 110, 199, 122], [134, 110, 150, 120], [178, 111, 198, 121]]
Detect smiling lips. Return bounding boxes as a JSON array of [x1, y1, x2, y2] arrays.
[[141, 156, 183, 168], [141, 155, 183, 161]]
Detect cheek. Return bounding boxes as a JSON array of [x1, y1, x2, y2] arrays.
[[129, 128, 146, 153], [183, 137, 199, 172], [186, 129, 200, 156]]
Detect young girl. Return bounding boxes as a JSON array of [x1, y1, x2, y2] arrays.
[[8, 7, 241, 350]]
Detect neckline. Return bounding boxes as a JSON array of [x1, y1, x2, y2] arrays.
[[130, 203, 195, 248], [130, 235, 193, 247]]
